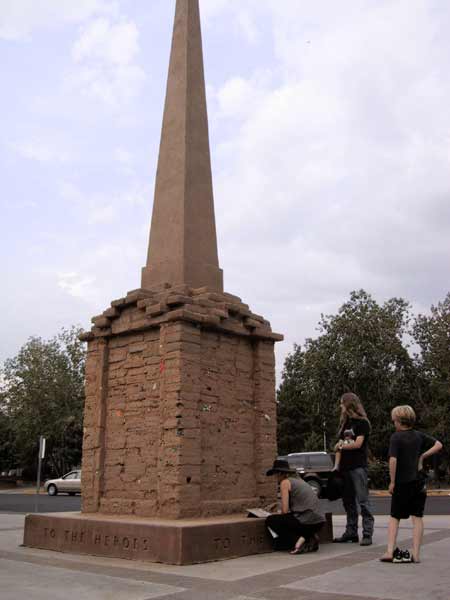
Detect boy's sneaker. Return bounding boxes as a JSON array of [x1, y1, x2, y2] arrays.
[[393, 548, 403, 563], [402, 549, 412, 563]]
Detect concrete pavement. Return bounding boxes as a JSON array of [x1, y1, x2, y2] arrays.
[[1, 512, 450, 599]]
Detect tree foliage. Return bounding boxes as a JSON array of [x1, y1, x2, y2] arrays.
[[0, 327, 86, 477], [413, 293, 450, 466], [277, 290, 418, 459]]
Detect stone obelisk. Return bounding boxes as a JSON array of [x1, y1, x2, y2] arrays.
[[23, 0, 285, 564], [142, 0, 223, 293]]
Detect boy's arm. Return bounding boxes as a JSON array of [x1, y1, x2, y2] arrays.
[[389, 456, 397, 495], [419, 440, 443, 470]]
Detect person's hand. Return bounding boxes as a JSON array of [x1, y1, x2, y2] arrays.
[[388, 482, 395, 495], [332, 465, 339, 472]]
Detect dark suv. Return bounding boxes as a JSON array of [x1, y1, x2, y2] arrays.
[[278, 451, 335, 496]]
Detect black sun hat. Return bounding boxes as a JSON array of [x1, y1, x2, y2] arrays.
[[266, 459, 295, 476]]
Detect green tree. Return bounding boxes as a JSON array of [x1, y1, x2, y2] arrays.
[[413, 293, 450, 469], [277, 290, 417, 458], [0, 409, 15, 473], [0, 327, 86, 477]]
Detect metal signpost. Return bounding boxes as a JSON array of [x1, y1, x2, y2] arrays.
[[34, 436, 46, 513]]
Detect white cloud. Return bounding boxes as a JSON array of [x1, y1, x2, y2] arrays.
[[3, 0, 450, 379], [59, 181, 82, 203], [64, 63, 145, 109], [211, 0, 450, 364], [0, 0, 118, 41], [201, 0, 229, 22], [216, 73, 270, 120], [11, 140, 71, 163], [235, 9, 260, 45], [59, 180, 118, 225], [114, 147, 135, 176], [114, 147, 132, 164], [59, 179, 149, 225], [57, 271, 96, 300], [55, 240, 144, 305], [87, 204, 118, 225], [72, 18, 138, 65], [202, 0, 261, 43], [65, 17, 145, 110], [121, 186, 148, 208]]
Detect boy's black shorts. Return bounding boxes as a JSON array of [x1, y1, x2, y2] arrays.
[[391, 480, 427, 520]]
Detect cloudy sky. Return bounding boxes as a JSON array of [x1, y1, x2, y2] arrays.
[[1, 0, 449, 377]]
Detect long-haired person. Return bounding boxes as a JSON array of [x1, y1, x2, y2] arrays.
[[265, 459, 325, 554], [380, 405, 442, 563], [333, 392, 374, 546]]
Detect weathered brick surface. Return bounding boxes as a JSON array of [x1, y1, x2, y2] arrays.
[[80, 285, 281, 518]]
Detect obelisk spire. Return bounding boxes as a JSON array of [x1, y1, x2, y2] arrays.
[[142, 0, 223, 292]]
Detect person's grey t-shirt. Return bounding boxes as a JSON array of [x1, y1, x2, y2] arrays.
[[389, 429, 436, 484], [289, 478, 325, 524]]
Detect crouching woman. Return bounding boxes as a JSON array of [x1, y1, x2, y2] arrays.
[[265, 459, 325, 554]]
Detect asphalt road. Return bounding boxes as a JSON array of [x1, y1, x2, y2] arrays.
[[0, 493, 449, 514], [0, 493, 81, 513]]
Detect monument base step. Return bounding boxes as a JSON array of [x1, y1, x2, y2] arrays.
[[23, 511, 333, 565]]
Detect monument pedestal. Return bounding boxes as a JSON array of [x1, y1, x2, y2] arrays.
[[78, 286, 282, 521], [24, 512, 333, 565]]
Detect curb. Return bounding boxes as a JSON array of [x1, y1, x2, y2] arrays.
[[2, 488, 450, 497], [370, 490, 450, 497]]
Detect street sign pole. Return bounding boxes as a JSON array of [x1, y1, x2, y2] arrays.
[[35, 436, 46, 513]]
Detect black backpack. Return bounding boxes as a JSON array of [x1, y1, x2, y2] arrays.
[[323, 471, 345, 501]]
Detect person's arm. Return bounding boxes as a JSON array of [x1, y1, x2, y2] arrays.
[[339, 419, 369, 451], [280, 479, 291, 514], [389, 456, 397, 495], [419, 440, 443, 470], [333, 450, 341, 470], [339, 435, 365, 451], [334, 425, 345, 452]]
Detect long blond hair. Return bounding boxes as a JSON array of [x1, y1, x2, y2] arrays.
[[338, 392, 371, 435]]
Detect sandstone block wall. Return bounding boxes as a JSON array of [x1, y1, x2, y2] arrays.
[[81, 286, 282, 519]]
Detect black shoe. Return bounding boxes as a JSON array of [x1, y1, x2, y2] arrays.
[[402, 549, 412, 563], [393, 547, 403, 563], [308, 538, 319, 552], [333, 534, 359, 543], [360, 536, 372, 546]]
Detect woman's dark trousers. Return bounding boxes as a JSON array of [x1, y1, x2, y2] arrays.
[[265, 513, 323, 551]]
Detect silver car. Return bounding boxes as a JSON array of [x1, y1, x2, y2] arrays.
[[44, 470, 81, 496]]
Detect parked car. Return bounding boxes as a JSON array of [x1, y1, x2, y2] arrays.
[[44, 470, 81, 496], [278, 452, 335, 496]]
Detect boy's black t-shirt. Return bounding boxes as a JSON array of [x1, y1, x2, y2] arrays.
[[339, 418, 370, 472], [389, 429, 436, 484]]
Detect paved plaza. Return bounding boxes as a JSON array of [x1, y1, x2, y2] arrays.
[[2, 512, 450, 599]]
